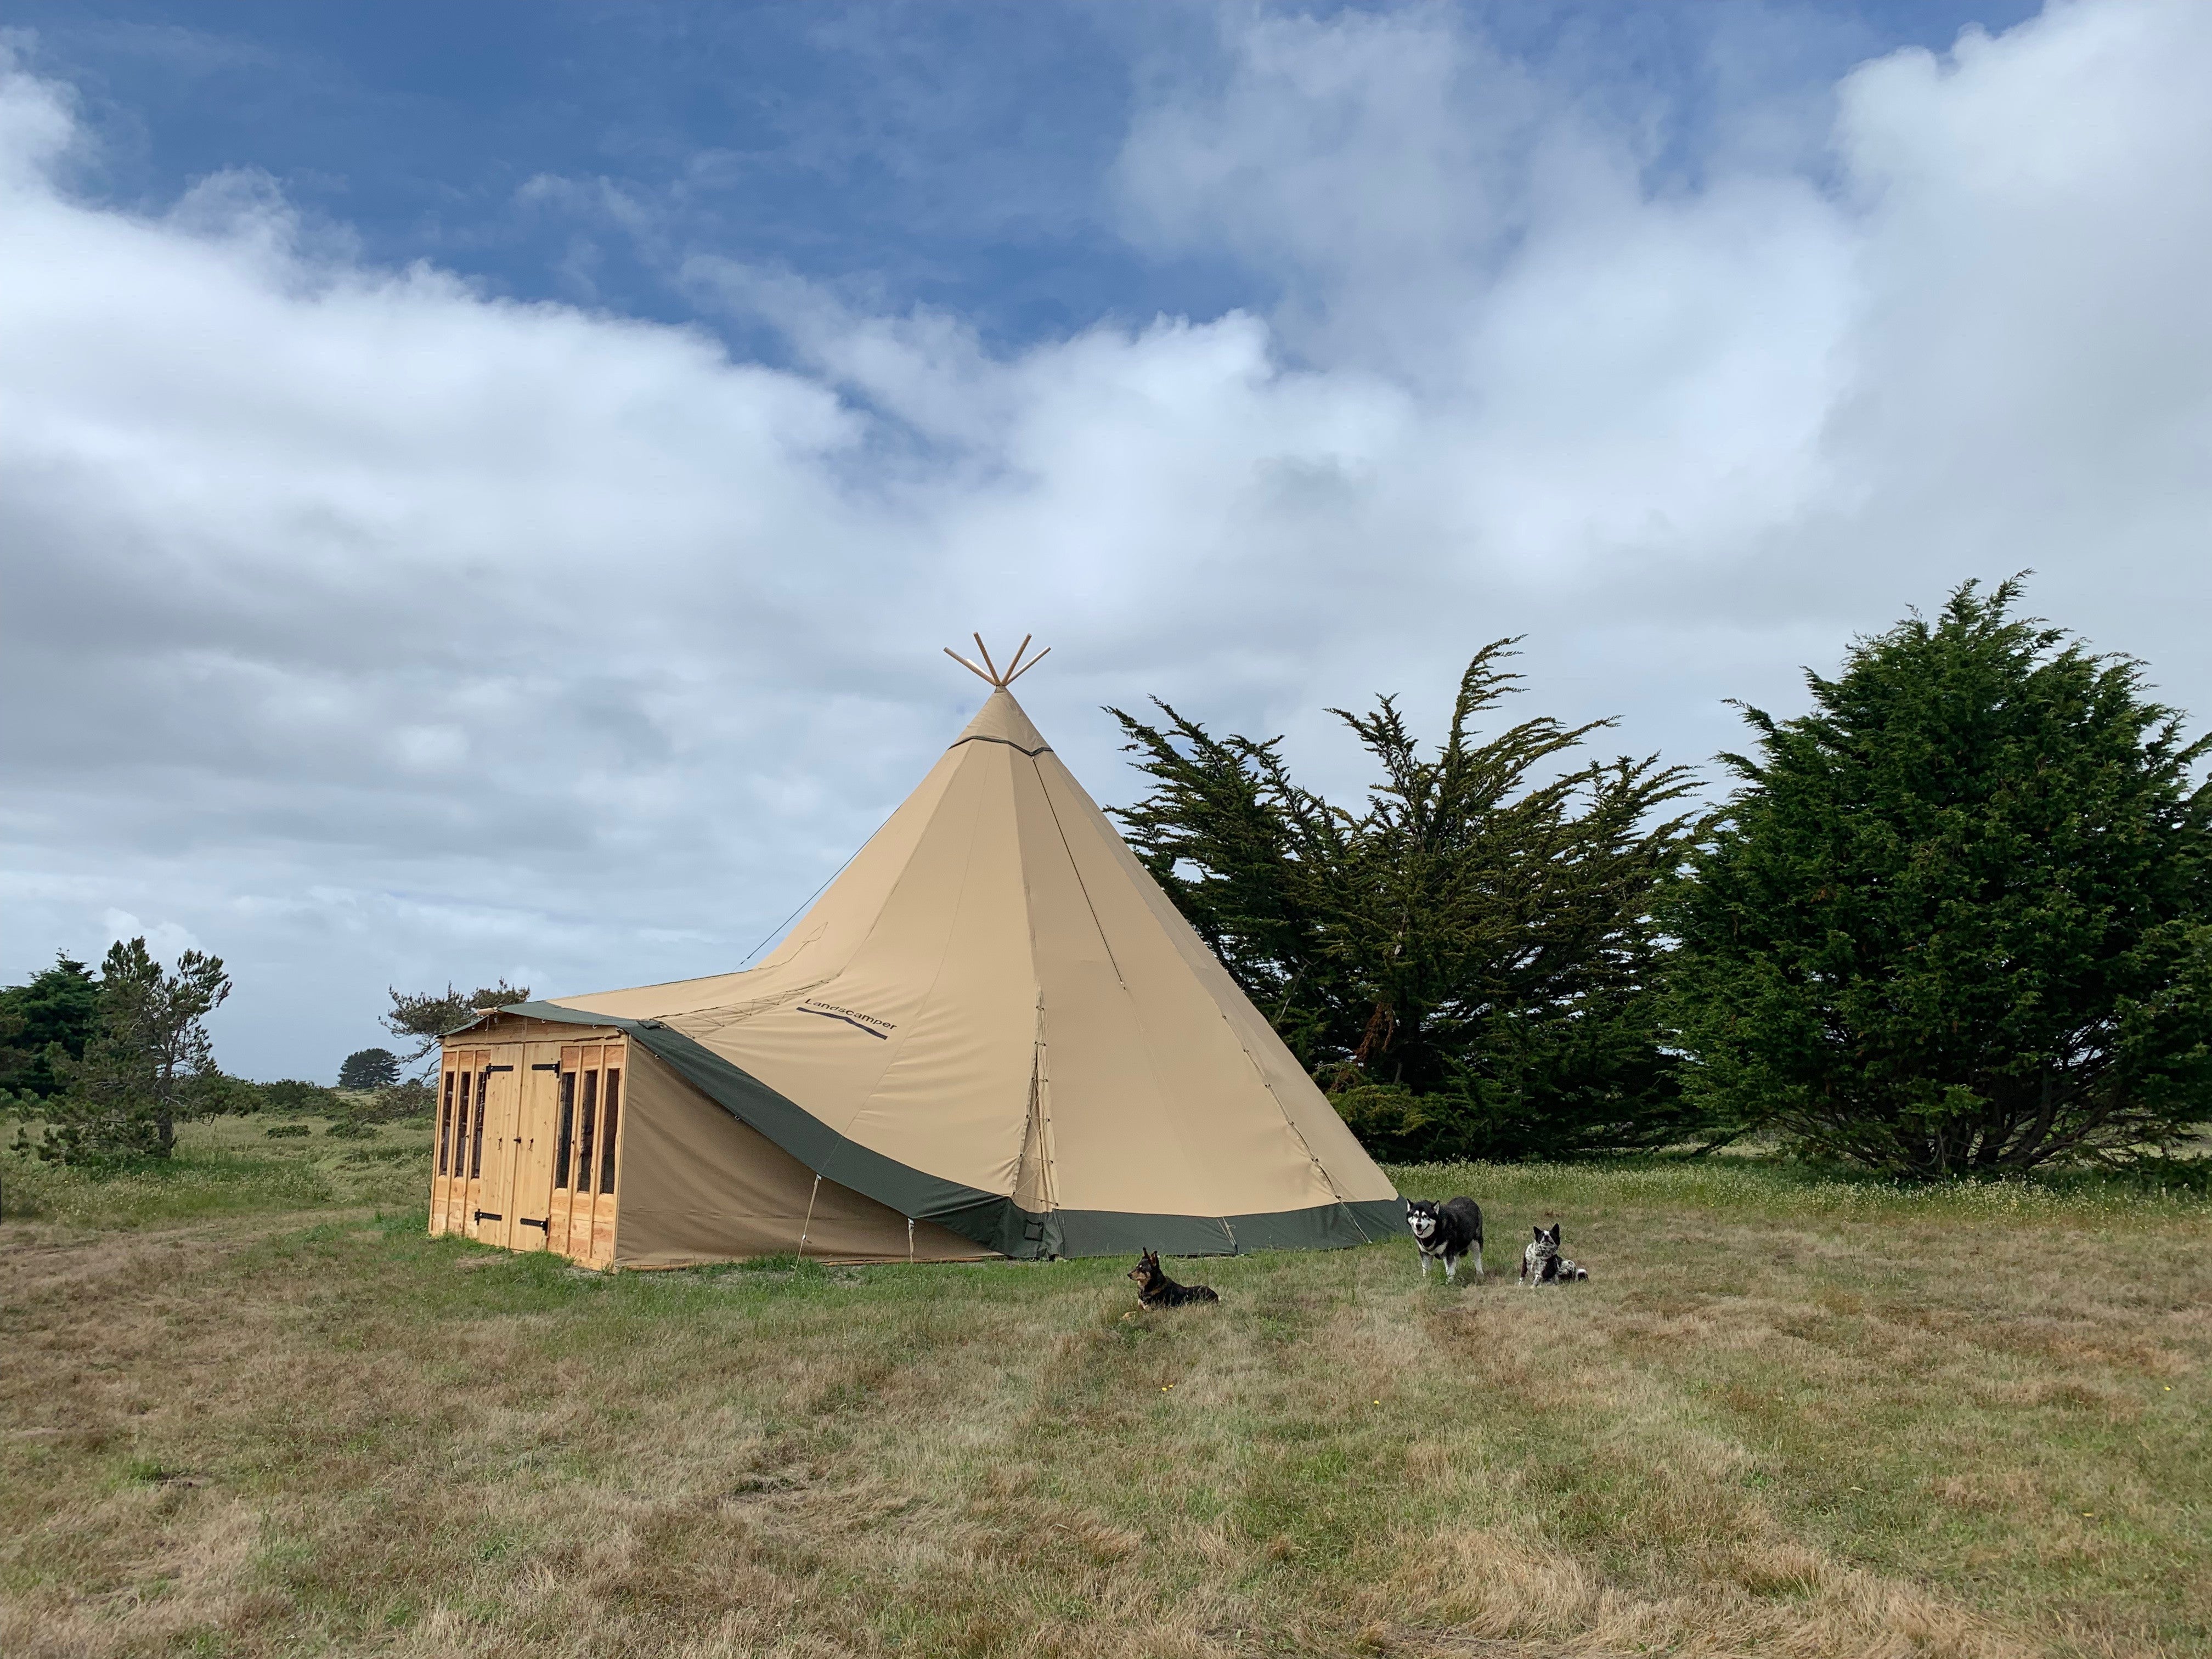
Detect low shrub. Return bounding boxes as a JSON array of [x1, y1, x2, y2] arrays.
[[257, 1078, 343, 1115]]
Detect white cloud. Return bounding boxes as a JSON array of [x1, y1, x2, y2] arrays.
[[3, 3, 2211, 1079], [100, 908, 202, 964]]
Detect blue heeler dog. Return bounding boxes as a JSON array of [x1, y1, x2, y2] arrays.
[[1519, 1222, 1590, 1285], [1404, 1196, 1484, 1282]]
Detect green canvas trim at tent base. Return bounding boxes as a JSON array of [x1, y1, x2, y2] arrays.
[[475, 1000, 1400, 1260]]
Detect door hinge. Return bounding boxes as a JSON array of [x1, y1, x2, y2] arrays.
[[520, 1217, 549, 1231], [474, 1210, 503, 1222]]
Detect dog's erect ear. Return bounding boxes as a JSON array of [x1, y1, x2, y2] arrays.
[[1547, 1223, 1562, 1244], [1532, 1225, 1545, 1241]]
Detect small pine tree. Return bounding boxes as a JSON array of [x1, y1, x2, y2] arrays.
[[34, 939, 233, 1164], [0, 953, 103, 1099], [337, 1048, 401, 1091], [1666, 578, 2212, 1177], [381, 981, 529, 1079]]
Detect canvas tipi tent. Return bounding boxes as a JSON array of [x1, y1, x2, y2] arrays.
[[427, 643, 1401, 1267]]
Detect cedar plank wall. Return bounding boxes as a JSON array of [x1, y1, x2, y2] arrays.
[[430, 1017, 627, 1269]]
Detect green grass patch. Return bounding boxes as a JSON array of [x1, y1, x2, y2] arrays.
[[0, 1113, 432, 1227], [2, 1141, 2207, 1657]]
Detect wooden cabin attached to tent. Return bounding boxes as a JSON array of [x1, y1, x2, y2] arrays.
[[426, 1012, 991, 1267], [428, 639, 1401, 1268]]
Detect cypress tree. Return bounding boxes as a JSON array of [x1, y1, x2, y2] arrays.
[[1666, 579, 2212, 1177], [1112, 641, 1707, 1159]]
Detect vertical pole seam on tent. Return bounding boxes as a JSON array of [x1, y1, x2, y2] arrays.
[[1022, 994, 1060, 1216], [1038, 1016, 1058, 1209], [1029, 754, 1127, 988], [1080, 762, 1356, 1211], [1016, 1057, 1042, 1212], [811, 738, 997, 1200], [1066, 745, 1370, 1232], [1238, 1025, 1352, 1204], [1085, 786, 1353, 1210], [717, 738, 985, 1217], [1035, 754, 1243, 1229]]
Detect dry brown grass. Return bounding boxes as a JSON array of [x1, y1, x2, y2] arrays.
[[2, 1131, 2208, 1658]]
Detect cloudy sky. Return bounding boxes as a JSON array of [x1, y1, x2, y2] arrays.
[[4, 0, 2209, 1082]]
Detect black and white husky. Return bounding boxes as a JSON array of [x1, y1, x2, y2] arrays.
[[1520, 1222, 1589, 1285], [1404, 1196, 1484, 1282]]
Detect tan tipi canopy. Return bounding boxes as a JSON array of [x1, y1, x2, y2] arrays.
[[436, 656, 1400, 1265]]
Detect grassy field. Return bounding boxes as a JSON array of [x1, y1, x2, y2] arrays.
[[3, 1118, 2208, 1658]]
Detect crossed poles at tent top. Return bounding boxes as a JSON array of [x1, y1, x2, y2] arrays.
[[944, 633, 1049, 689]]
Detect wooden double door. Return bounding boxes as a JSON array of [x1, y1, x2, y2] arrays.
[[430, 1036, 627, 1267]]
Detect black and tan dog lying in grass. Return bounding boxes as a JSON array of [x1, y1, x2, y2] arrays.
[[1128, 1249, 1219, 1308]]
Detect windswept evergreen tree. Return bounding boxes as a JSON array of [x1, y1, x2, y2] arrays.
[[381, 981, 529, 1079], [33, 939, 233, 1164], [1665, 579, 2212, 1177], [1111, 641, 1707, 1159]]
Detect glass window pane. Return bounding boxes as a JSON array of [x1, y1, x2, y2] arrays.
[[470, 1071, 488, 1180], [438, 1069, 456, 1176], [576, 1071, 599, 1195], [456, 1070, 473, 1177], [554, 1071, 575, 1190], [599, 1069, 621, 1194]]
